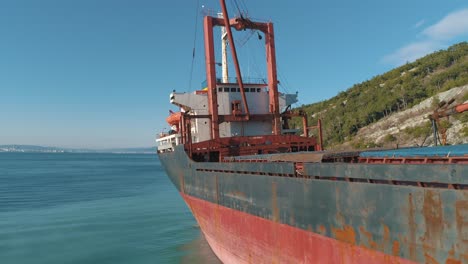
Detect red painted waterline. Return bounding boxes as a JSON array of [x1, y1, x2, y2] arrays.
[[182, 193, 416, 264]]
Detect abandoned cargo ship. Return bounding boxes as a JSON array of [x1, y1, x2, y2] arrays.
[[156, 1, 468, 263]]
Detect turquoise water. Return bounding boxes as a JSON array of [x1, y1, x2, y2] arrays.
[[0, 153, 220, 264]]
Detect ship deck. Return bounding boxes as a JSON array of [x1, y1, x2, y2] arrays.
[[222, 144, 468, 164]]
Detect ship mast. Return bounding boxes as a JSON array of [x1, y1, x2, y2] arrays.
[[218, 13, 229, 83]]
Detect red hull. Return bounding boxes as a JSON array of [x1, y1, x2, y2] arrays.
[[182, 193, 416, 264]]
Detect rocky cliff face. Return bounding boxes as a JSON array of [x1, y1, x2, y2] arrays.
[[336, 85, 468, 149]]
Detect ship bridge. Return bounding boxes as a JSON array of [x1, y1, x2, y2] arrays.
[[169, 83, 299, 143]]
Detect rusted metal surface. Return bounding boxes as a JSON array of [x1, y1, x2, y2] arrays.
[[229, 149, 362, 163], [303, 163, 468, 185], [360, 157, 468, 164], [159, 146, 468, 263], [268, 152, 325, 163], [188, 134, 318, 161], [194, 160, 296, 175], [182, 193, 418, 264]]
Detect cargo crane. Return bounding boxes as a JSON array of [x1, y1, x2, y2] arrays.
[[428, 99, 468, 145]]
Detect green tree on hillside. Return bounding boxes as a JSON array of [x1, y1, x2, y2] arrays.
[[292, 42, 468, 148]]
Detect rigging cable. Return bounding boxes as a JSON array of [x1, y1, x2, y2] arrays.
[[188, 0, 201, 92], [230, 0, 244, 18], [239, 0, 249, 15], [248, 35, 266, 81]]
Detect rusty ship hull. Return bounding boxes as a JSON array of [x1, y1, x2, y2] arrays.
[[159, 145, 468, 263]]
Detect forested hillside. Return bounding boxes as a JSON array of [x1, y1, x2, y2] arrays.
[[296, 42, 468, 148]]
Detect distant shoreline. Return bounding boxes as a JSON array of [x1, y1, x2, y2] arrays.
[[0, 151, 156, 154], [0, 145, 156, 154]]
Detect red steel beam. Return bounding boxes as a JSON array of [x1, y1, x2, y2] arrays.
[[455, 102, 468, 113], [302, 115, 308, 138], [317, 119, 323, 151], [265, 22, 281, 135], [203, 16, 220, 139]]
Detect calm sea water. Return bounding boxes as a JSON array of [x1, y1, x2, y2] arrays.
[[0, 153, 221, 264]]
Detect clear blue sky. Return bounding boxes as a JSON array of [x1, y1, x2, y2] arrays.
[[1, 0, 467, 148]]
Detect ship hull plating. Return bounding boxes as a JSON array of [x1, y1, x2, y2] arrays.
[[159, 146, 468, 263], [182, 193, 417, 264]]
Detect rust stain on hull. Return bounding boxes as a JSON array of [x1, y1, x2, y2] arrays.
[[382, 225, 390, 246], [445, 258, 462, 264], [424, 253, 439, 264], [359, 226, 378, 249], [423, 190, 444, 248], [455, 200, 468, 263], [358, 224, 392, 252], [455, 200, 468, 242], [317, 225, 327, 236], [332, 225, 356, 245], [271, 182, 279, 222], [408, 193, 417, 260], [392, 240, 400, 256], [444, 246, 462, 264]]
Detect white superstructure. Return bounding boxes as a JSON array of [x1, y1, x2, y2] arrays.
[[167, 84, 298, 142]]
